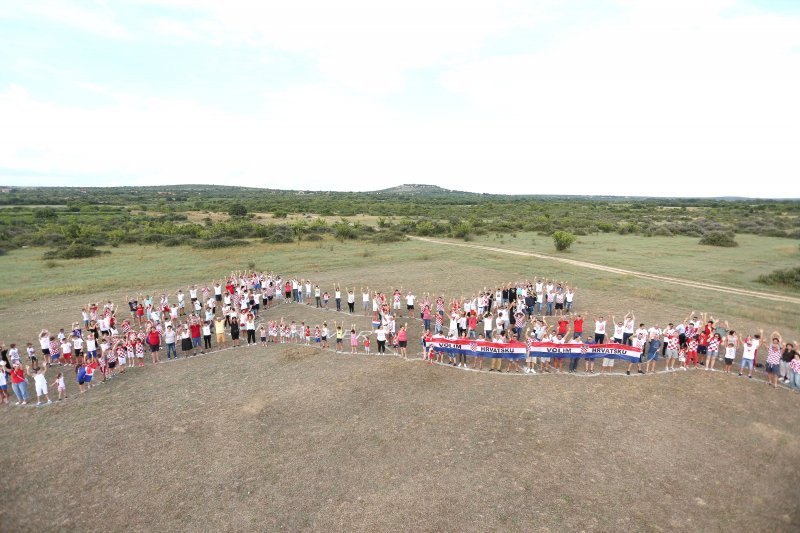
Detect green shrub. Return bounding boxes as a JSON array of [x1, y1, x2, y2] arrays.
[[552, 231, 577, 251], [369, 231, 406, 243], [192, 238, 250, 249], [262, 225, 294, 244], [43, 244, 105, 260], [757, 267, 800, 289], [228, 203, 247, 217], [34, 208, 58, 220], [699, 232, 738, 247]]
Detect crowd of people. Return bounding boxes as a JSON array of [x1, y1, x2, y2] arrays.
[[1, 271, 799, 407]]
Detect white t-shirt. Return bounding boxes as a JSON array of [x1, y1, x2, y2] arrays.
[[623, 319, 635, 334], [742, 343, 756, 360], [613, 324, 624, 339], [595, 321, 606, 334], [406, 294, 415, 306]]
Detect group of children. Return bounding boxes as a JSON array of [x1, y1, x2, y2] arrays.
[[1, 270, 798, 407]]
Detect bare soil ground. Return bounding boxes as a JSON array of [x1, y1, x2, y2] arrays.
[[2, 338, 798, 532]]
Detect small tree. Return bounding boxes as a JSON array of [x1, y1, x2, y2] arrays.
[[552, 231, 577, 251], [699, 232, 738, 247], [228, 203, 247, 218]]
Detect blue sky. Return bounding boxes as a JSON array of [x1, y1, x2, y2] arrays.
[[1, 0, 799, 197]]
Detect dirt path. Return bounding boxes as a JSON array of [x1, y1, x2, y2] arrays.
[[411, 236, 800, 305]]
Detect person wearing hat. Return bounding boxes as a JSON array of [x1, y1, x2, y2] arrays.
[[9, 362, 29, 405]]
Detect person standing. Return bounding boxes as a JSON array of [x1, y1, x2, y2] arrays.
[[9, 362, 28, 405]]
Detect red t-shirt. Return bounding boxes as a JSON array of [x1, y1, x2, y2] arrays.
[[558, 319, 569, 334], [11, 368, 25, 384], [189, 324, 201, 338], [147, 331, 160, 346], [573, 319, 584, 333]]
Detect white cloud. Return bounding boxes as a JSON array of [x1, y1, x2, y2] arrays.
[[0, 0, 131, 39]]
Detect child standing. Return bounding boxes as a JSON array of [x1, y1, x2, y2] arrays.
[[350, 327, 358, 354], [51, 372, 66, 400], [363, 334, 371, 354], [31, 365, 51, 405], [723, 341, 737, 374]]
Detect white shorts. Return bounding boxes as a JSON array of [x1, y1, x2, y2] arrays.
[[393, 303, 401, 309], [602, 357, 615, 367], [118, 356, 127, 365], [36, 384, 48, 396], [137, 353, 144, 358]]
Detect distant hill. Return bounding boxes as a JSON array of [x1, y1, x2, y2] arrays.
[[373, 184, 470, 195]]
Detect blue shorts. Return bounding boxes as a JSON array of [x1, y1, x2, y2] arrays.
[[86, 350, 97, 359], [766, 362, 780, 375], [84, 375, 93, 382], [51, 353, 60, 362], [0, 384, 7, 390], [647, 351, 659, 362], [192, 337, 201, 347], [741, 359, 754, 370]]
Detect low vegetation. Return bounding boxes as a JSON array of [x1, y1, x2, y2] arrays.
[[757, 266, 800, 289], [0, 185, 797, 255]]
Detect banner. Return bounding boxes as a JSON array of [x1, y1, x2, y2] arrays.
[[424, 337, 642, 362], [424, 337, 527, 359]]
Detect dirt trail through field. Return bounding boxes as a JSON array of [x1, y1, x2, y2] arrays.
[[411, 236, 800, 305]]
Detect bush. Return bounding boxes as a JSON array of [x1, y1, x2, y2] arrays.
[[262, 225, 294, 244], [43, 243, 105, 260], [33, 208, 58, 220], [228, 203, 247, 217], [192, 238, 250, 249], [369, 231, 406, 243], [304, 234, 323, 241], [757, 267, 800, 289], [552, 231, 577, 251], [699, 232, 738, 247], [163, 236, 193, 247]]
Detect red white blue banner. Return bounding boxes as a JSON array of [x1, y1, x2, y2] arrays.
[[424, 337, 642, 362]]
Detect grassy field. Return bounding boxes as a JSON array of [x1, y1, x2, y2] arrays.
[[1, 234, 797, 340], [1, 234, 800, 530], [470, 232, 800, 294]]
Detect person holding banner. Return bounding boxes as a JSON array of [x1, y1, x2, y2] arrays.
[[524, 331, 537, 374], [627, 331, 646, 375], [550, 332, 567, 373]]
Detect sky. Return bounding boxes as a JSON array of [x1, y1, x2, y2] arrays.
[[1, 0, 799, 198]]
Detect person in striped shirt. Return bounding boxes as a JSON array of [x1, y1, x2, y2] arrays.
[[765, 332, 784, 389], [705, 333, 722, 371]]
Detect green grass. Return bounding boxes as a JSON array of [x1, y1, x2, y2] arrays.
[[0, 235, 797, 340], [475, 232, 800, 293]]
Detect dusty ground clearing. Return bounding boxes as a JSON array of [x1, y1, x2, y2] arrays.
[[1, 343, 799, 531]]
